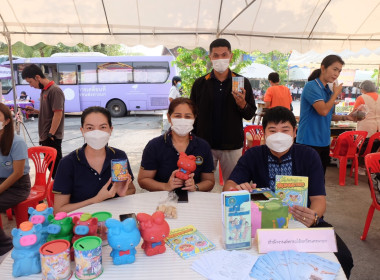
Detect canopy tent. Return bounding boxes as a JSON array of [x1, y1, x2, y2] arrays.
[[240, 63, 274, 79], [289, 66, 311, 81], [288, 48, 380, 70], [1, 0, 380, 53]]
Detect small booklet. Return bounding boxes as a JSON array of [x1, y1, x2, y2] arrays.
[[275, 175, 308, 220], [165, 225, 215, 259], [222, 191, 251, 250]]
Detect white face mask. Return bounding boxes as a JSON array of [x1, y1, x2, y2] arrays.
[[0, 121, 3, 131], [84, 130, 111, 150], [265, 132, 294, 153], [212, 58, 230, 73], [170, 118, 194, 136]]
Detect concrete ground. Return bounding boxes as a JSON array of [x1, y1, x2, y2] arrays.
[[1, 107, 379, 279]]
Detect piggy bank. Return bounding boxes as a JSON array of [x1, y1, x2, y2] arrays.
[[175, 152, 196, 181], [28, 203, 53, 244], [47, 212, 74, 243], [11, 221, 42, 277], [106, 218, 141, 265], [71, 213, 98, 244], [137, 211, 170, 256]]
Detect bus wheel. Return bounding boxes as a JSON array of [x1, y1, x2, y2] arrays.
[[107, 100, 126, 118]]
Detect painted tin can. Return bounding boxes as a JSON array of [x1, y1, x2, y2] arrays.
[[40, 239, 71, 280], [111, 159, 130, 182], [92, 212, 112, 244], [74, 236, 103, 280]]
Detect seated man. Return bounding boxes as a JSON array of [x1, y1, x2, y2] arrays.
[[224, 106, 353, 279]]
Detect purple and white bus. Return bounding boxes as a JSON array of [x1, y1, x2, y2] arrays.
[[1, 54, 176, 117]]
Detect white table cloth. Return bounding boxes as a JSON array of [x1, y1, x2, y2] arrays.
[[0, 191, 346, 279]]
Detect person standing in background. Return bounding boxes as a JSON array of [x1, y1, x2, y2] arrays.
[[354, 80, 380, 157], [297, 55, 356, 173], [168, 76, 182, 103], [190, 38, 256, 183], [23, 64, 65, 178], [263, 72, 292, 110]]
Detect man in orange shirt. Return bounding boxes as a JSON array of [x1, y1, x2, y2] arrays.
[[263, 72, 292, 110]]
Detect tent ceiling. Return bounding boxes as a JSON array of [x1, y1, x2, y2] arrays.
[[1, 0, 380, 52], [289, 48, 380, 70]]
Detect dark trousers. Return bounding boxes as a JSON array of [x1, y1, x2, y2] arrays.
[[40, 138, 62, 179], [308, 145, 330, 174], [0, 174, 31, 256], [314, 220, 354, 279], [0, 174, 31, 212]]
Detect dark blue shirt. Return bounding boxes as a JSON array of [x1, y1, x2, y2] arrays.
[[140, 131, 214, 184], [229, 144, 326, 207], [53, 144, 134, 203]]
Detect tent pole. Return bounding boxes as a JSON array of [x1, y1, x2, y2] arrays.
[[5, 33, 20, 134]]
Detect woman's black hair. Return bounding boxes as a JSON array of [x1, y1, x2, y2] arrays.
[[168, 97, 197, 116], [308, 55, 345, 81], [81, 106, 112, 127], [172, 76, 182, 86], [0, 103, 14, 156], [262, 106, 297, 130]]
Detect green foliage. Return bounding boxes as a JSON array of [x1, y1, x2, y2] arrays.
[[172, 47, 252, 97], [251, 50, 290, 86]]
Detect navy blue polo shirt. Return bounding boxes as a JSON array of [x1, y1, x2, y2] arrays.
[[229, 144, 326, 207], [140, 131, 214, 184], [53, 144, 134, 203]]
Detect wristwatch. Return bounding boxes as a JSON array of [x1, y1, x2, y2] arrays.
[[48, 133, 56, 140], [313, 213, 320, 226], [195, 184, 199, 191]]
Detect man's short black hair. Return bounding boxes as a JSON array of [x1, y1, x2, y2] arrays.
[[268, 72, 280, 83], [262, 106, 297, 130], [21, 64, 45, 79], [209, 38, 231, 53]]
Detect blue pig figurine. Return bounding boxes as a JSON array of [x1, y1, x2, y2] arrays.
[[106, 218, 141, 265], [28, 203, 53, 244], [11, 221, 42, 277]]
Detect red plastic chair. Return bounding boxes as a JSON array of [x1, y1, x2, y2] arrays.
[[329, 131, 368, 186], [360, 132, 380, 157], [361, 152, 380, 240], [11, 146, 57, 227], [46, 180, 55, 208], [243, 125, 264, 155]]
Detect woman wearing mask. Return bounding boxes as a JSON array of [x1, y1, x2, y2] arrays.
[[138, 98, 215, 192], [53, 106, 135, 213], [168, 76, 182, 103], [0, 103, 31, 255], [296, 55, 356, 173]]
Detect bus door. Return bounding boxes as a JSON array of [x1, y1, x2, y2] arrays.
[[57, 64, 81, 112]]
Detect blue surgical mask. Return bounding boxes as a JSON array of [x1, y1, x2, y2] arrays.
[[176, 82, 181, 89]]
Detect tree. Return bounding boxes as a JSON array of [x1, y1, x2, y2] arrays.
[[251, 50, 290, 86], [172, 47, 252, 97]]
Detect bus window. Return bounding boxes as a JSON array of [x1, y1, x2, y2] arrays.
[[133, 62, 169, 83], [58, 64, 77, 85], [78, 63, 97, 84], [17, 64, 29, 85], [97, 62, 132, 84]]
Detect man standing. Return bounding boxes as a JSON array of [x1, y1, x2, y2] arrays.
[[23, 64, 65, 178], [263, 72, 292, 110], [190, 38, 256, 183]]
